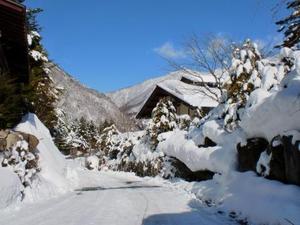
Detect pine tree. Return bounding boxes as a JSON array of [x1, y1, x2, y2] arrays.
[[146, 98, 178, 148], [25, 12, 60, 135], [98, 124, 120, 157], [276, 0, 300, 48], [223, 40, 262, 131]]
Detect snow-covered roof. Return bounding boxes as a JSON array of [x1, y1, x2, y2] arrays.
[[181, 72, 217, 84], [157, 80, 219, 108]]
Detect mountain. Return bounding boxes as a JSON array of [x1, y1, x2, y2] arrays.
[[48, 64, 135, 131], [107, 71, 185, 117]]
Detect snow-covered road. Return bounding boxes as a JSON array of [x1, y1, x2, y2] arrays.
[[0, 171, 234, 225]]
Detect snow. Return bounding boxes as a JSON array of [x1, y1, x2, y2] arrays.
[[157, 129, 237, 174], [0, 171, 236, 225], [175, 172, 300, 225], [280, 47, 293, 58], [240, 68, 300, 141], [157, 80, 219, 108], [0, 168, 23, 209], [29, 50, 48, 62], [261, 65, 278, 90], [202, 120, 227, 145], [282, 130, 300, 147], [181, 72, 217, 84], [14, 113, 80, 202], [256, 151, 272, 176], [85, 156, 99, 170], [132, 141, 163, 162]]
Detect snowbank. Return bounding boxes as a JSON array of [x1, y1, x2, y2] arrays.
[[14, 113, 79, 202], [176, 172, 300, 225], [240, 60, 300, 141], [0, 168, 23, 209], [157, 130, 237, 173]]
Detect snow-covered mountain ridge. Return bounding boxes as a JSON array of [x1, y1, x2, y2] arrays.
[[48, 64, 135, 131]]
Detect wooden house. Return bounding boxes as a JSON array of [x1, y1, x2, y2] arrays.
[[0, 0, 29, 82], [136, 78, 219, 119]]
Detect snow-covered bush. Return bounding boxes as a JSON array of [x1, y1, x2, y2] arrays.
[[146, 98, 178, 148], [85, 155, 99, 170]]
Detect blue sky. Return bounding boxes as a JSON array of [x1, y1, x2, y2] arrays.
[[26, 0, 282, 92]]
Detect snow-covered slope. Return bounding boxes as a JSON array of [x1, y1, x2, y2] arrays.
[[107, 71, 185, 116], [48, 64, 135, 131], [14, 113, 79, 202]]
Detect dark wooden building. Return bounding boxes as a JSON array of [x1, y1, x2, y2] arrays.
[[0, 0, 29, 82]]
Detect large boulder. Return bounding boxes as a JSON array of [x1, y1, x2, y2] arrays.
[[242, 134, 300, 186], [266, 136, 286, 183], [0, 130, 8, 151], [0, 138, 6, 151], [170, 157, 215, 182], [18, 132, 39, 151], [6, 132, 22, 149], [282, 135, 300, 186], [237, 138, 269, 172], [0, 130, 9, 139]]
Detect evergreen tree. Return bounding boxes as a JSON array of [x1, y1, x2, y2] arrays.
[[223, 40, 262, 131], [146, 98, 178, 148], [222, 39, 285, 131], [276, 0, 300, 48], [25, 11, 60, 134], [98, 124, 120, 156]]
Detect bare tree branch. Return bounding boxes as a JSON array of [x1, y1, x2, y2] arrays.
[[166, 34, 233, 103]]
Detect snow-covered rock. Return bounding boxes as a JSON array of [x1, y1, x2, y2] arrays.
[[157, 130, 237, 174]]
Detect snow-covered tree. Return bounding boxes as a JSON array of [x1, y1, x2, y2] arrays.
[[222, 40, 262, 130], [26, 29, 61, 134], [222, 39, 286, 131], [97, 124, 120, 160], [146, 98, 178, 147]]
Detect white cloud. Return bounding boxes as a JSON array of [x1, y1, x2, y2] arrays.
[[154, 42, 186, 59]]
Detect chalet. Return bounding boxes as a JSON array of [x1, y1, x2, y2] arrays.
[[0, 0, 29, 82], [136, 75, 220, 119]]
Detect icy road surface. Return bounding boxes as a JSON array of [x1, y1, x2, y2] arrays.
[[0, 171, 235, 225]]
